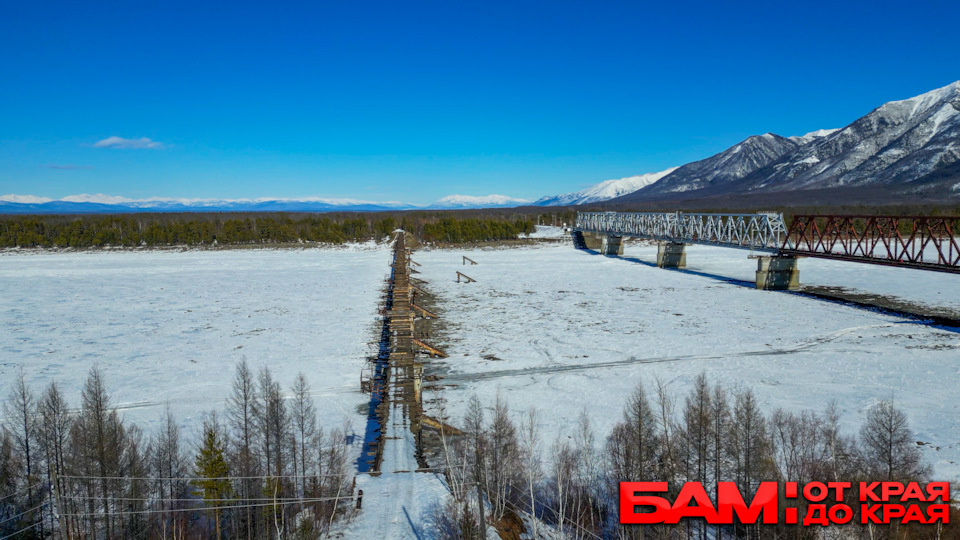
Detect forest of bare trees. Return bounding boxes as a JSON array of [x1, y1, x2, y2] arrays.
[[0, 360, 355, 539], [3, 367, 956, 539], [431, 375, 957, 540]]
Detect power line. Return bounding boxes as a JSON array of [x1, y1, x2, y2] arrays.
[[60, 473, 355, 481], [502, 496, 602, 540], [0, 519, 43, 540], [59, 462, 469, 482], [0, 482, 45, 504], [58, 497, 346, 518], [0, 502, 45, 527], [428, 466, 604, 540], [60, 496, 344, 503]]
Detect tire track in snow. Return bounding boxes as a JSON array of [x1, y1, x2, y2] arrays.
[[437, 323, 900, 383]]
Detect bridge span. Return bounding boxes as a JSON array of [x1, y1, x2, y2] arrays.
[[573, 211, 960, 290]]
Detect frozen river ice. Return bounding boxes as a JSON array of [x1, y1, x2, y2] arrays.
[[414, 239, 960, 480], [0, 245, 390, 438], [2, 237, 958, 485]]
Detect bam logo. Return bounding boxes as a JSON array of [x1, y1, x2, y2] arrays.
[[620, 482, 778, 525], [620, 481, 950, 526]]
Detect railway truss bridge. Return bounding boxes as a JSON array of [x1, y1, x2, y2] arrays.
[[573, 212, 960, 290]]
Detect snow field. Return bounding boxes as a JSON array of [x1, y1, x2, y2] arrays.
[[413, 241, 960, 480], [0, 245, 390, 440], [1, 238, 957, 537]]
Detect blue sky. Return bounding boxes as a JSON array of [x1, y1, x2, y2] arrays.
[[1, 0, 958, 205]]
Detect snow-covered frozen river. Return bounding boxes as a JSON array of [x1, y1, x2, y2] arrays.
[[415, 239, 960, 480], [0, 245, 390, 437], [2, 238, 958, 482]]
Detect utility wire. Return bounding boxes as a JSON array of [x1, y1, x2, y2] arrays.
[[61, 473, 355, 481], [59, 462, 469, 482], [60, 496, 348, 503], [0, 503, 45, 526], [0, 519, 43, 540], [0, 482, 45, 504], [502, 496, 603, 540], [58, 497, 346, 518]]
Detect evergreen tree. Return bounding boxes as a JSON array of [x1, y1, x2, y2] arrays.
[[194, 414, 232, 540]]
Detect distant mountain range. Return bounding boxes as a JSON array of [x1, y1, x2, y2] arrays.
[[534, 80, 960, 207], [5, 81, 959, 214], [608, 81, 960, 205], [426, 194, 531, 209], [626, 132, 822, 198], [0, 196, 417, 215], [0, 194, 528, 214], [533, 168, 678, 206]]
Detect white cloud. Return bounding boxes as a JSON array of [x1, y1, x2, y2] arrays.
[[92, 136, 165, 149]]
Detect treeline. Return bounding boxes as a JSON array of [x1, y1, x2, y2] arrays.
[[4, 203, 956, 249], [0, 361, 354, 540], [432, 375, 957, 539], [0, 213, 534, 248], [419, 217, 534, 244]]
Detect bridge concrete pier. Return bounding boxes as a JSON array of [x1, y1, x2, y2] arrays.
[[600, 235, 624, 256], [570, 231, 604, 250], [657, 242, 687, 268], [581, 233, 603, 250], [571, 231, 588, 249], [755, 255, 799, 290]]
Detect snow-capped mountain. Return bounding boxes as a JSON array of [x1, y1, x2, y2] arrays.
[[0, 195, 419, 214], [426, 194, 531, 209], [0, 193, 535, 214], [534, 167, 678, 206], [612, 80, 960, 204], [735, 80, 960, 193], [626, 133, 806, 199], [789, 128, 840, 145]]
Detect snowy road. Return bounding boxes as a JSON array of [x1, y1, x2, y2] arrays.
[[344, 399, 450, 538]]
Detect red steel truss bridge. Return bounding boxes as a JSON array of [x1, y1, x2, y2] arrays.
[[780, 215, 960, 274], [575, 212, 960, 274]]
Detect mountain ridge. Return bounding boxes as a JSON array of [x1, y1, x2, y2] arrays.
[[427, 194, 531, 209], [612, 80, 960, 204], [0, 193, 535, 214], [534, 167, 678, 206]]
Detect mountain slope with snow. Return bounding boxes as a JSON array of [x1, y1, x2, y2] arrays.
[[624, 133, 805, 199], [612, 81, 960, 204], [426, 194, 530, 209], [534, 167, 678, 206], [736, 80, 960, 193], [0, 195, 420, 214], [789, 128, 840, 145], [0, 193, 539, 214]]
